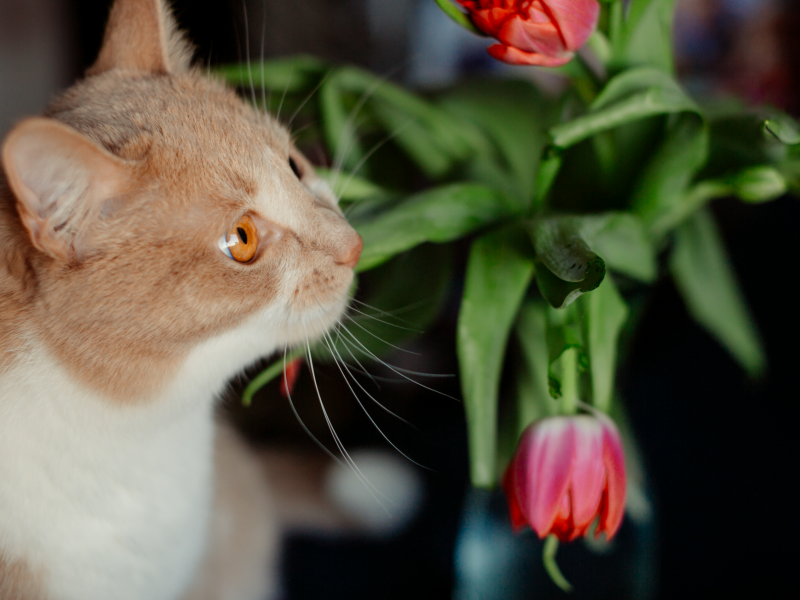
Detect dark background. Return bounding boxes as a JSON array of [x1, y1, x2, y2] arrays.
[[1, 1, 797, 598]]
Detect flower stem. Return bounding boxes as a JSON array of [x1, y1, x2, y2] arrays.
[[242, 347, 306, 406], [543, 535, 573, 592], [559, 348, 579, 415], [433, 0, 484, 35]]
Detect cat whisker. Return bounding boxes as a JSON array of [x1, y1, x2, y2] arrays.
[[287, 71, 330, 132], [320, 330, 426, 465], [280, 345, 344, 467], [332, 326, 380, 389], [350, 297, 432, 323], [335, 324, 458, 399], [260, 0, 268, 113], [330, 63, 409, 196], [241, 0, 258, 109], [344, 307, 419, 333], [276, 65, 295, 124], [289, 120, 317, 143], [340, 123, 410, 209], [302, 320, 391, 508]]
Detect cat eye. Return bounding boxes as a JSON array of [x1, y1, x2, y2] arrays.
[[218, 215, 258, 263], [289, 156, 302, 179]]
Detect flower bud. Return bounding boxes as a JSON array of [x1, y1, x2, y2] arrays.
[[503, 414, 626, 541], [457, 0, 600, 66]]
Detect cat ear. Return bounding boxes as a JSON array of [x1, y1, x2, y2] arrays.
[[1, 118, 133, 260], [87, 0, 193, 76]]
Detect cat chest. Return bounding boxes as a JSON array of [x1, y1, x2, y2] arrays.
[[0, 369, 216, 600]]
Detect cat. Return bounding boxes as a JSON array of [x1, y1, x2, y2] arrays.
[[0, 0, 363, 598]]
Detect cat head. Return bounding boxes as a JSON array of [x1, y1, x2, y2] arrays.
[[0, 0, 362, 399]]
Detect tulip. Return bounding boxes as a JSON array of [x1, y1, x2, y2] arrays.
[[503, 414, 626, 541], [455, 0, 600, 67], [280, 357, 303, 397]]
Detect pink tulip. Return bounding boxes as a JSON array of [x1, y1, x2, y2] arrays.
[[503, 414, 626, 541], [457, 0, 600, 66]]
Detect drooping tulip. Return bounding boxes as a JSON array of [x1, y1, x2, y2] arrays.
[[503, 414, 626, 541], [280, 358, 303, 397], [456, 0, 600, 67]]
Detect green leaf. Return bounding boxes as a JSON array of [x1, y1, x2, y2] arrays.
[[331, 68, 482, 178], [650, 165, 786, 236], [614, 0, 677, 73], [632, 114, 709, 236], [215, 56, 327, 92], [579, 213, 657, 282], [670, 209, 765, 377], [515, 300, 557, 435], [440, 79, 550, 206], [315, 167, 389, 202], [764, 116, 800, 145], [580, 277, 628, 413], [458, 227, 535, 488], [550, 68, 697, 149], [354, 184, 519, 272], [319, 77, 364, 172], [530, 218, 607, 308]]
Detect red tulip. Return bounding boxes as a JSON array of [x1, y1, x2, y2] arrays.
[[456, 0, 600, 66], [280, 358, 303, 397], [503, 414, 626, 541]]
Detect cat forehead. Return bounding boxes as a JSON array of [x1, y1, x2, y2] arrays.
[[46, 71, 291, 174]]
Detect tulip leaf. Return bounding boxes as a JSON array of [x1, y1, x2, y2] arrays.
[[580, 277, 628, 413], [439, 79, 550, 207], [550, 68, 696, 149], [354, 184, 519, 272], [515, 300, 557, 435], [615, 0, 676, 73], [651, 166, 788, 235], [764, 116, 800, 145], [319, 76, 364, 172], [579, 213, 657, 282], [458, 227, 535, 488], [530, 218, 607, 309], [631, 114, 709, 236], [315, 168, 390, 203], [670, 209, 765, 377], [216, 56, 327, 93], [331, 67, 483, 178]]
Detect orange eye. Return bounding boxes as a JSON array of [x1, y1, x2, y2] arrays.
[[218, 215, 258, 263]]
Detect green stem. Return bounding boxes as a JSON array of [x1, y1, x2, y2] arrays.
[[242, 347, 306, 406], [609, 0, 624, 50], [559, 348, 579, 415], [543, 535, 573, 592], [433, 0, 484, 35]]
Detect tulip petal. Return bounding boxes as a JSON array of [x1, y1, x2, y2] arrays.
[[541, 0, 600, 52], [502, 464, 530, 531], [498, 15, 565, 57], [569, 416, 606, 532], [487, 44, 573, 67], [598, 415, 627, 538], [525, 418, 575, 538]]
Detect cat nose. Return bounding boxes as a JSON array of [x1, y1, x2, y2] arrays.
[[336, 235, 363, 269]]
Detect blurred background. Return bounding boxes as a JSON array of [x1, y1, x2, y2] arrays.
[[1, 0, 797, 598]]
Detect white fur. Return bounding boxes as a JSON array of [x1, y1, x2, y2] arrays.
[[0, 294, 345, 600]]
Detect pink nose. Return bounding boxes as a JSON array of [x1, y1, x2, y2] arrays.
[[337, 235, 363, 269]]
